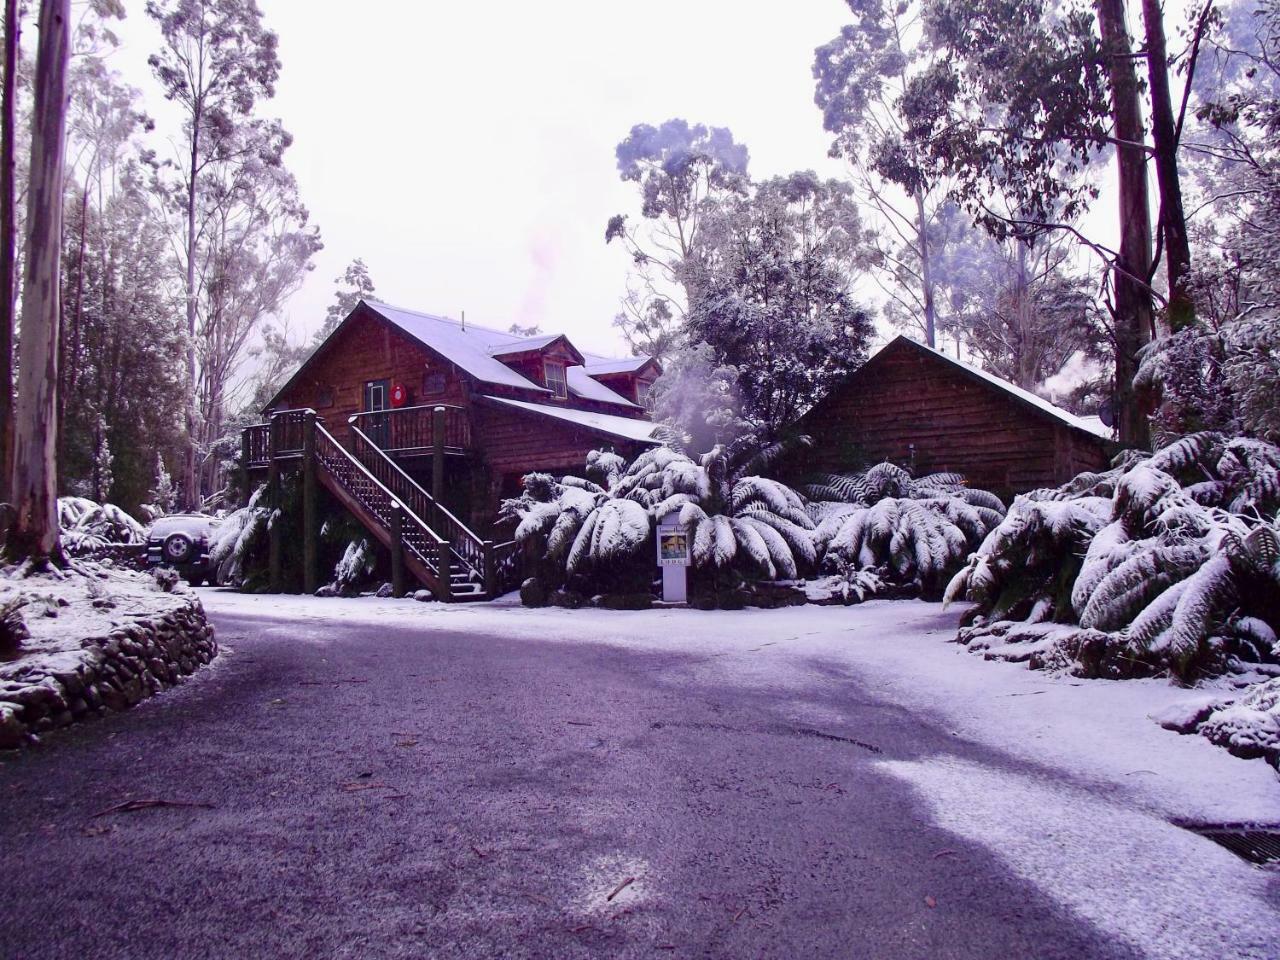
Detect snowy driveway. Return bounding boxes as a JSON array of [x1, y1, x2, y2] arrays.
[[0, 593, 1278, 959]]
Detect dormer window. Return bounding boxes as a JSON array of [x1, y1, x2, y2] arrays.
[[544, 360, 567, 399]]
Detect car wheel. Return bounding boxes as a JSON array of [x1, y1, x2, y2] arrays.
[[163, 532, 195, 565]]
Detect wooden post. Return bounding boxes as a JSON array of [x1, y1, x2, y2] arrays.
[[267, 411, 282, 592], [482, 540, 495, 597], [267, 461, 282, 593], [302, 410, 318, 595], [390, 501, 406, 599], [436, 539, 452, 602], [239, 429, 251, 508], [432, 405, 446, 503]]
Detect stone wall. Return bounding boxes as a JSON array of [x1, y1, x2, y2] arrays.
[[0, 597, 217, 748]]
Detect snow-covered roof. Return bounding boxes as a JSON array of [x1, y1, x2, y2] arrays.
[[362, 300, 550, 393], [480, 396, 661, 444], [487, 333, 564, 356], [567, 367, 641, 409], [581, 353, 657, 376], [890, 337, 1114, 441], [363, 302, 640, 408]]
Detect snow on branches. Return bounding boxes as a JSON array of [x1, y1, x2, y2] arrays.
[[57, 497, 146, 558], [948, 432, 1280, 682], [503, 446, 1005, 603], [811, 464, 1006, 596]]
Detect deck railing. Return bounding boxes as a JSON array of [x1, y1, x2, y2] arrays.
[[244, 422, 270, 467], [270, 408, 310, 457], [349, 404, 471, 455]]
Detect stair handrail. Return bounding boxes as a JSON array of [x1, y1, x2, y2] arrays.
[[347, 418, 489, 581], [314, 422, 446, 547]]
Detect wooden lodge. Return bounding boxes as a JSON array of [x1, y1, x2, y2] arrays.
[[796, 336, 1115, 498], [242, 299, 661, 601]]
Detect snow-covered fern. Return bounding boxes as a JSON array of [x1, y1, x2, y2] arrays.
[[57, 496, 146, 557], [949, 434, 1280, 682], [502, 443, 820, 597], [808, 462, 1006, 596]]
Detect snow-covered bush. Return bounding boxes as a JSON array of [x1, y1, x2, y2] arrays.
[[501, 442, 820, 601], [208, 485, 270, 588], [57, 497, 146, 557], [807, 463, 1006, 597], [947, 433, 1280, 682], [1196, 677, 1280, 768], [0, 586, 29, 652], [802, 558, 887, 605], [327, 538, 376, 596]]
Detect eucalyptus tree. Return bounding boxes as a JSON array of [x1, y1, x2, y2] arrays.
[[312, 257, 376, 346], [7, 0, 70, 563], [145, 0, 282, 506], [605, 118, 749, 358], [813, 0, 954, 347], [893, 0, 1216, 446], [0, 0, 19, 505], [677, 172, 875, 443]]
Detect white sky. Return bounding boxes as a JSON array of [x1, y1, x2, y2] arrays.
[[104, 0, 853, 358]]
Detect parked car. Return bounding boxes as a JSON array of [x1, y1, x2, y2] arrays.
[[145, 515, 220, 586]]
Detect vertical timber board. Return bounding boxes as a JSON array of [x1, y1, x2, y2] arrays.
[[390, 502, 406, 599], [432, 405, 445, 502]]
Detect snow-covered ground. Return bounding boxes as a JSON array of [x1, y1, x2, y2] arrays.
[[2, 566, 193, 675], [204, 590, 1280, 958]]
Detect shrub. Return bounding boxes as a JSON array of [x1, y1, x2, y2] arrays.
[[947, 435, 1280, 682], [807, 463, 1006, 598]]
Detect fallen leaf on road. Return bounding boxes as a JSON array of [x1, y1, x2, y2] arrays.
[[932, 849, 959, 860], [606, 876, 635, 902], [925, 896, 937, 908], [92, 798, 216, 817], [396, 739, 418, 748]]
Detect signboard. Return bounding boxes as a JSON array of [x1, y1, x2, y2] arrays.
[[656, 518, 690, 603], [658, 529, 690, 567]]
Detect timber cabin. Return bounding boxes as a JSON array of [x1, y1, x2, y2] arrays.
[[796, 335, 1115, 499], [242, 299, 662, 601]]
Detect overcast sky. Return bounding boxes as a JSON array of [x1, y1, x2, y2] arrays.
[[105, 0, 854, 358]]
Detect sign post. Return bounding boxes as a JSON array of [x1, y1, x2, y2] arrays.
[[656, 515, 690, 603]]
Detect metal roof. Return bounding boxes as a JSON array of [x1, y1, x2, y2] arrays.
[[480, 396, 661, 444], [581, 353, 658, 375]]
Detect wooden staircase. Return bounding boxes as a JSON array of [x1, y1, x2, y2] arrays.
[[267, 410, 521, 601]]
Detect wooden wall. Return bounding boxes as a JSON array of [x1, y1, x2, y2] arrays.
[[472, 399, 649, 524], [799, 341, 1111, 497], [272, 310, 468, 444], [267, 306, 657, 529]]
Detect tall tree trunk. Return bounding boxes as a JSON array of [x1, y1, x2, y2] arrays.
[[182, 100, 200, 510], [7, 0, 70, 563], [913, 187, 937, 348], [1096, 0, 1155, 449], [1013, 240, 1036, 390], [1141, 0, 1194, 332], [0, 0, 19, 509]]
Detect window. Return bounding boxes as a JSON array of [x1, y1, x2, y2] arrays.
[[635, 379, 652, 406], [422, 370, 446, 396], [363, 379, 389, 412], [544, 361, 567, 399]]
